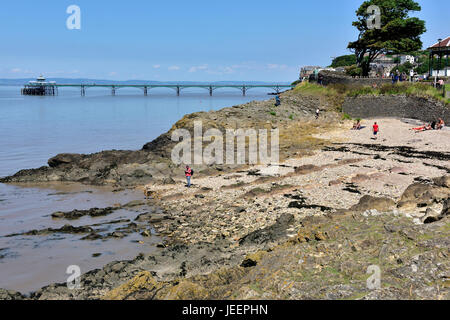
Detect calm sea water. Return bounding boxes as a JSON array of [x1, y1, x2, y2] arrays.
[[0, 85, 272, 293], [0, 85, 272, 177]]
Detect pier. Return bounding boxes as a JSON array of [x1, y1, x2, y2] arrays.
[[21, 75, 58, 96], [22, 77, 294, 96]]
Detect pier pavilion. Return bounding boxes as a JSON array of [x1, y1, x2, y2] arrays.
[[21, 75, 58, 96]]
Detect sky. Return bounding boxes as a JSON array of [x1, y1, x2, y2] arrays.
[[0, 0, 448, 82]]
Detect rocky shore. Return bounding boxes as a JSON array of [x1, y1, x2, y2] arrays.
[[0, 88, 449, 300]]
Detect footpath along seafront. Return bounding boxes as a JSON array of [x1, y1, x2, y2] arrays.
[[0, 85, 449, 300]]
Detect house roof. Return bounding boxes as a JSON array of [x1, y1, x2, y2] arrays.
[[428, 36, 450, 49]]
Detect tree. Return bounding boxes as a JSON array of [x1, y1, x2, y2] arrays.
[[397, 61, 414, 74], [330, 54, 357, 68], [345, 65, 363, 77], [414, 56, 440, 75], [348, 0, 426, 76]]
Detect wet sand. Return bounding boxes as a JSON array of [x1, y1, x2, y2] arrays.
[[0, 182, 161, 293]]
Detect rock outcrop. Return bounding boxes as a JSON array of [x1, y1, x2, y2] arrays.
[[0, 90, 332, 186]]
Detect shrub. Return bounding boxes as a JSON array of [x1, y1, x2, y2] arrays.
[[342, 113, 352, 120], [345, 65, 362, 77], [347, 86, 377, 97]]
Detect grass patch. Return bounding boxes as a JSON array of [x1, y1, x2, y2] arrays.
[[347, 82, 450, 105], [278, 120, 331, 160], [342, 113, 352, 120], [293, 82, 345, 112], [294, 81, 450, 107]]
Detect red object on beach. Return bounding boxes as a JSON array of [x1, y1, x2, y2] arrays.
[[373, 124, 379, 133]]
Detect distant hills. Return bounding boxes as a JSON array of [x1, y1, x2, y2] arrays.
[[0, 78, 291, 86]]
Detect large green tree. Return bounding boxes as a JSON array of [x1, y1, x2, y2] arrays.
[[330, 54, 357, 68], [348, 0, 426, 76]]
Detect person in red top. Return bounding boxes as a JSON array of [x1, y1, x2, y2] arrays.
[[372, 122, 379, 140], [185, 165, 193, 187]]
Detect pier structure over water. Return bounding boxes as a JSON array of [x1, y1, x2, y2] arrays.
[[22, 77, 294, 96], [21, 75, 58, 96]]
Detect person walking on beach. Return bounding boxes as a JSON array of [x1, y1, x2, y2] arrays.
[[275, 95, 281, 107], [185, 165, 193, 188], [372, 122, 379, 140]]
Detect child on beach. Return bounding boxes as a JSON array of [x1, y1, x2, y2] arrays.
[[372, 122, 379, 140]]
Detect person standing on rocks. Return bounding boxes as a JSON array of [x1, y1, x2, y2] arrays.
[[185, 165, 193, 187], [315, 108, 320, 119], [372, 122, 379, 140], [275, 95, 281, 107]]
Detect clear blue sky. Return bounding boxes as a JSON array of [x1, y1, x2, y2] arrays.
[[1, 0, 448, 82]]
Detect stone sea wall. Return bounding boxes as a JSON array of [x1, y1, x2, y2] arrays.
[[342, 95, 450, 123], [318, 70, 392, 87]]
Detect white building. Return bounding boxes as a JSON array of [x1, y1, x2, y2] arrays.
[[399, 55, 415, 65], [299, 66, 322, 79]]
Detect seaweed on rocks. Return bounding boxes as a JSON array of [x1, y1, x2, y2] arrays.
[[5, 224, 94, 237], [239, 213, 294, 247], [284, 194, 333, 211], [324, 143, 450, 163], [342, 143, 450, 161], [342, 183, 361, 194], [422, 162, 450, 174], [51, 207, 118, 220]]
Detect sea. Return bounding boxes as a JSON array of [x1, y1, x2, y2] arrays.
[[0, 85, 272, 293]]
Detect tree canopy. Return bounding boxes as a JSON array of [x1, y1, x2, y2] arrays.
[[330, 55, 357, 68], [348, 0, 426, 76]]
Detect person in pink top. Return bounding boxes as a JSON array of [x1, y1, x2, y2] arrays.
[[185, 165, 193, 187]]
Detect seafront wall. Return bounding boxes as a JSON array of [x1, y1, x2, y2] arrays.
[[342, 95, 450, 123], [318, 71, 392, 87]]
